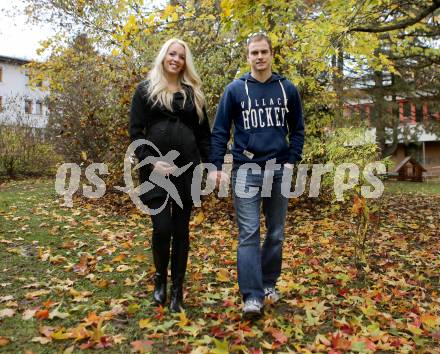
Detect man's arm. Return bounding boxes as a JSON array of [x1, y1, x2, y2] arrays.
[[209, 87, 234, 170], [286, 85, 305, 164], [208, 85, 235, 187]]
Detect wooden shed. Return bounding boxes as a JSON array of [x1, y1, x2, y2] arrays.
[[394, 156, 427, 182]]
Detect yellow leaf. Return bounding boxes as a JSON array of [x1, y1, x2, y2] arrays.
[[216, 268, 230, 282], [407, 324, 423, 336], [116, 265, 132, 272], [268, 33, 279, 47], [112, 334, 127, 344], [420, 313, 439, 328], [111, 49, 120, 56], [112, 253, 127, 263], [31, 336, 51, 344], [24, 290, 50, 300], [191, 211, 205, 226], [162, 4, 175, 18], [178, 311, 190, 327], [139, 318, 152, 329], [51, 329, 72, 340], [260, 340, 277, 349], [171, 12, 179, 22]]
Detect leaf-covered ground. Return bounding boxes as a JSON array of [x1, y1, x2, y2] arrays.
[[0, 179, 439, 353]]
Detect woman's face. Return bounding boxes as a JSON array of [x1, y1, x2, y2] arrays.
[[163, 42, 186, 76]]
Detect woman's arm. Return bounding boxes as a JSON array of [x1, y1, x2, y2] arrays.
[[195, 106, 211, 163], [129, 83, 153, 162]]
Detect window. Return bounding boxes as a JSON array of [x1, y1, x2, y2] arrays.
[[403, 101, 411, 118], [25, 99, 32, 114], [359, 105, 366, 120], [36, 101, 43, 115], [416, 103, 423, 122]]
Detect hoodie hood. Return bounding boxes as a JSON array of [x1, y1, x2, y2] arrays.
[[238, 72, 285, 83], [238, 72, 289, 114]]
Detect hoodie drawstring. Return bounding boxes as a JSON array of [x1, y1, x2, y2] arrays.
[[279, 80, 289, 113], [245, 78, 289, 114], [245, 79, 252, 113]]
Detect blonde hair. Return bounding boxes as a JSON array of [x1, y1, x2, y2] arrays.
[[146, 38, 206, 122]]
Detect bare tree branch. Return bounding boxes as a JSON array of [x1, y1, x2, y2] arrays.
[[350, 0, 440, 33]]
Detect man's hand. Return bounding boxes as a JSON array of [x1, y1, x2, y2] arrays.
[[207, 170, 229, 189], [152, 161, 176, 176]]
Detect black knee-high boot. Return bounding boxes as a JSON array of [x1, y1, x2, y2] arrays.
[[169, 239, 189, 312], [147, 197, 173, 305], [152, 240, 170, 305]]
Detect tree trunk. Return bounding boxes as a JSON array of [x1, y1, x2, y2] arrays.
[[332, 41, 344, 126]]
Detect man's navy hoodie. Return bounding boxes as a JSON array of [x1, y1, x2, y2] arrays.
[[210, 72, 304, 169]]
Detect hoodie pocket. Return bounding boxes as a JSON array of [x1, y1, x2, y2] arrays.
[[246, 130, 288, 158]]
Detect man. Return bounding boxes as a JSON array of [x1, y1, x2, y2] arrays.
[[208, 33, 305, 319]]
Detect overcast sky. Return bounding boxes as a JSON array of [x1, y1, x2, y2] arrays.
[[0, 0, 169, 60], [0, 0, 55, 60]]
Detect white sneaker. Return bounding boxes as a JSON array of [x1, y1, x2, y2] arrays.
[[264, 287, 280, 303], [243, 299, 263, 319]]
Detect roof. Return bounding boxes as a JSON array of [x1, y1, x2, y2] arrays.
[[0, 55, 30, 65], [394, 156, 427, 172]]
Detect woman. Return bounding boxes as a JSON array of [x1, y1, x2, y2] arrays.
[[129, 38, 210, 312]]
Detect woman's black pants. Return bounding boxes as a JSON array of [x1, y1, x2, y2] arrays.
[[147, 197, 192, 287]]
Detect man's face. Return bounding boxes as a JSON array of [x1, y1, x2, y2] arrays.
[[247, 39, 273, 73]]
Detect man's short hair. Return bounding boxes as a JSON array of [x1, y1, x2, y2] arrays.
[[246, 32, 272, 54]]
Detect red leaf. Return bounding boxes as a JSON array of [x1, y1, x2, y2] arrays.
[[210, 326, 227, 339], [43, 300, 56, 309], [249, 348, 263, 354], [270, 329, 288, 344], [153, 306, 165, 320], [431, 332, 440, 341], [95, 336, 113, 349], [310, 258, 320, 266], [331, 333, 351, 350], [35, 310, 49, 320], [340, 324, 353, 335], [131, 340, 153, 353]]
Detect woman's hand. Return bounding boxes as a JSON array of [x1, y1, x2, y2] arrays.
[[152, 161, 176, 176]]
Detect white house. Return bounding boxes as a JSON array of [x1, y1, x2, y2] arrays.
[[0, 55, 48, 128]]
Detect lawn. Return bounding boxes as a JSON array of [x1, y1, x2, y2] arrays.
[[384, 178, 440, 195], [0, 178, 439, 353]]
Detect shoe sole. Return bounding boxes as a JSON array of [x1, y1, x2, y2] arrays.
[[264, 297, 280, 304], [242, 309, 264, 321]]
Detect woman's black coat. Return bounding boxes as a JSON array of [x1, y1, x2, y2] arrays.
[[129, 82, 211, 204]]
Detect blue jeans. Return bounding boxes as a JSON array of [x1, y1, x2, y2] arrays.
[[231, 164, 289, 302]]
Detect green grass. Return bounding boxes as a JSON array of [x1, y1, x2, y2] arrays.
[[384, 177, 440, 195], [0, 179, 158, 353]]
